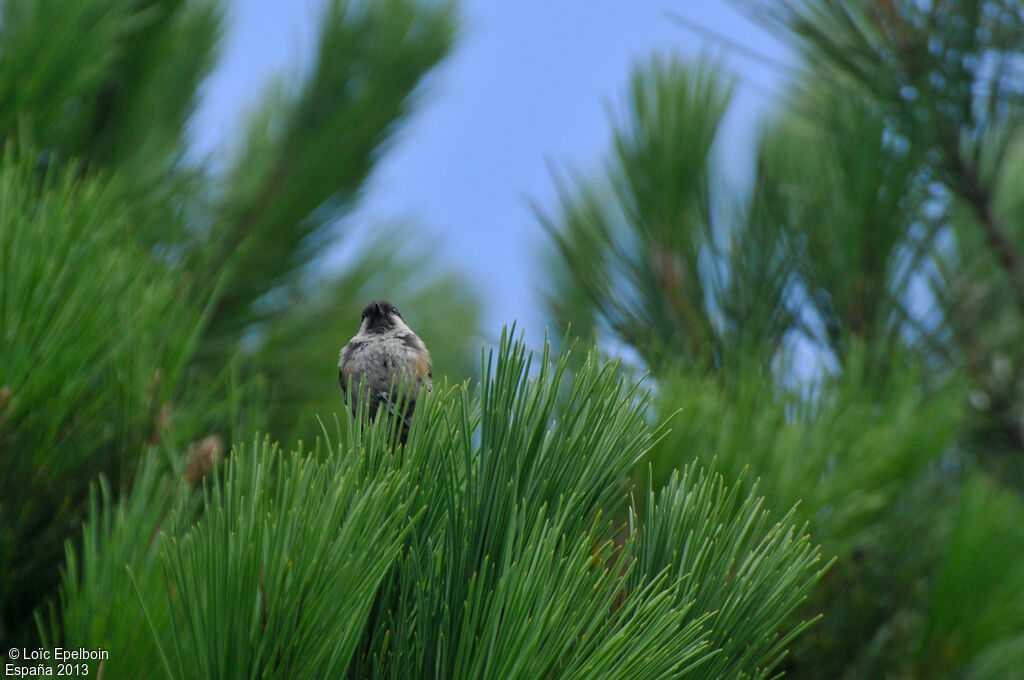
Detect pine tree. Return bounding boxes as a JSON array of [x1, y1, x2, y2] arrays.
[[541, 1, 1024, 676], [14, 0, 1012, 676], [45, 332, 827, 679], [0, 0, 479, 648]]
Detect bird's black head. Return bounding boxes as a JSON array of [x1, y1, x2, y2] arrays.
[[361, 299, 403, 332]]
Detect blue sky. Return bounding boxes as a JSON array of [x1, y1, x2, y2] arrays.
[[190, 1, 793, 340]]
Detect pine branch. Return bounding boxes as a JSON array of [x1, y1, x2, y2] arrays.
[[49, 334, 826, 680], [947, 154, 1024, 319]]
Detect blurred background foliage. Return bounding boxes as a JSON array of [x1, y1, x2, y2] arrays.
[[542, 0, 1024, 677], [4, 0, 1024, 678]]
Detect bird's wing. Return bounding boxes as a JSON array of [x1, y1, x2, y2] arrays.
[[338, 340, 363, 397], [413, 350, 433, 392], [339, 363, 357, 398]]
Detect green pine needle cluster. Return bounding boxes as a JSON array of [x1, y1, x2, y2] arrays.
[[47, 333, 825, 680]]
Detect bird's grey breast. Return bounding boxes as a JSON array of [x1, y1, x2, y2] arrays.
[[341, 333, 420, 392]]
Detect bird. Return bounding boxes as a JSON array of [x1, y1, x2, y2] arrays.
[[338, 299, 432, 442]]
